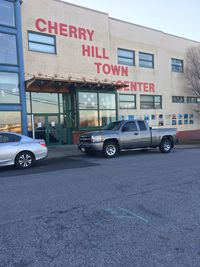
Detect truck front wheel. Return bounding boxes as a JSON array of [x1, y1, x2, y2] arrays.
[[103, 141, 119, 158], [159, 139, 172, 153]]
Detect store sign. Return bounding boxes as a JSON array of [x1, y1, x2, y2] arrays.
[[34, 18, 156, 93], [35, 18, 94, 41]]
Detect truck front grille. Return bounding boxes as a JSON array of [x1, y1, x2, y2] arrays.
[[79, 136, 92, 143]]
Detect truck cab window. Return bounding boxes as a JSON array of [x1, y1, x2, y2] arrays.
[[138, 121, 147, 131], [123, 122, 137, 132]]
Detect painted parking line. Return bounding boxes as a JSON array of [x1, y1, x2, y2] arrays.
[[104, 207, 149, 223]]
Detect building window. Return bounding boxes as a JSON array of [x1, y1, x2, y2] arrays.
[[119, 94, 136, 109], [0, 111, 21, 133], [118, 94, 136, 120], [0, 0, 15, 27], [139, 52, 154, 68], [78, 92, 116, 128], [172, 96, 184, 103], [0, 32, 17, 65], [187, 96, 200, 103], [140, 95, 162, 109], [0, 72, 20, 103], [171, 58, 184, 72], [28, 32, 56, 54], [117, 48, 135, 66], [31, 92, 59, 113]]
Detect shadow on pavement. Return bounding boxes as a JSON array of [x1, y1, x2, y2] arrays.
[[0, 157, 99, 178]]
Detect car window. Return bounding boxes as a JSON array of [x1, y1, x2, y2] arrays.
[[123, 122, 137, 132], [138, 121, 147, 131], [0, 133, 21, 143]]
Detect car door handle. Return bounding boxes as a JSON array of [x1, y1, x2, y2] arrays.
[[134, 133, 139, 135]]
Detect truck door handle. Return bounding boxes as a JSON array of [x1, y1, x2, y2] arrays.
[[134, 133, 139, 135]]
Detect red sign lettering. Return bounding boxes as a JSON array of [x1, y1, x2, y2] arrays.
[[35, 18, 95, 41], [35, 18, 47, 32], [116, 80, 155, 93]]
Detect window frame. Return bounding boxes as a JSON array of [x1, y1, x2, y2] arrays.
[[0, 0, 16, 28], [28, 31, 57, 55], [140, 95, 162, 109], [0, 70, 20, 104], [187, 96, 200, 103], [171, 58, 184, 73], [117, 48, 135, 66], [78, 91, 117, 130], [139, 51, 154, 69], [119, 93, 136, 110], [172, 96, 184, 103], [0, 31, 18, 66]]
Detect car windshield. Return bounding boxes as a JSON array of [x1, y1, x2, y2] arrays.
[[102, 121, 123, 130]]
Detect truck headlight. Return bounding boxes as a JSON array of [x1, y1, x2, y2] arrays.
[[91, 135, 102, 143]]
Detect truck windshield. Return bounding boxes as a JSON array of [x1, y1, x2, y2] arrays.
[[102, 121, 123, 130]]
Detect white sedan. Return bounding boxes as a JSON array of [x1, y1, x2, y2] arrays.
[[0, 132, 48, 169]]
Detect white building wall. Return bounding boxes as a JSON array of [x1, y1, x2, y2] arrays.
[[21, 0, 200, 133]]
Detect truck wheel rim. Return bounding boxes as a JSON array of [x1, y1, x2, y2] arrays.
[[164, 143, 171, 151], [19, 154, 32, 167], [106, 145, 116, 156]]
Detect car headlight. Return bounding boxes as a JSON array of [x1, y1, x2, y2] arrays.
[[91, 135, 103, 143]]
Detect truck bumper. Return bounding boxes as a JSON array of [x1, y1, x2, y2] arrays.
[[78, 142, 104, 152]]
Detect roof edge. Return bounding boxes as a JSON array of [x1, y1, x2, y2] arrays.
[[54, 0, 108, 16], [109, 17, 200, 44]]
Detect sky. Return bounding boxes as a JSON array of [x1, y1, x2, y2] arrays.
[[64, 0, 200, 42]]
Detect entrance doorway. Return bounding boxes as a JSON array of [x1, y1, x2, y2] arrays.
[[34, 114, 61, 145]]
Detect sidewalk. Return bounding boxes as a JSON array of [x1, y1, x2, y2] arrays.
[[47, 142, 200, 159]]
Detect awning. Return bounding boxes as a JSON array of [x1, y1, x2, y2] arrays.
[[25, 76, 126, 93]]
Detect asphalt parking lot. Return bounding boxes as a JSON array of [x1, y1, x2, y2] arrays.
[[0, 148, 200, 267]]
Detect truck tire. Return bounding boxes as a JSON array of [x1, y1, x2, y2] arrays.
[[103, 141, 119, 158], [159, 139, 172, 153]]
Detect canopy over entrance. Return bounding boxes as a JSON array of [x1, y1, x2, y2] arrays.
[[25, 76, 126, 93]]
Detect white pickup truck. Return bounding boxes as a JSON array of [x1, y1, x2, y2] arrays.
[[78, 120, 177, 158]]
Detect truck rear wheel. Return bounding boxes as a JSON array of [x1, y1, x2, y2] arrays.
[[159, 139, 172, 153], [103, 141, 119, 158]]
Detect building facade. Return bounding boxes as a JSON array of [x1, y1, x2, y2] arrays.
[[0, 0, 27, 135], [1, 0, 200, 145]]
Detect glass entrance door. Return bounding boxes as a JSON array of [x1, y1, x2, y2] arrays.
[[34, 114, 61, 145]]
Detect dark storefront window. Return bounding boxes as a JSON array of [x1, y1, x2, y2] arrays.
[[0, 32, 17, 65], [78, 92, 116, 128], [140, 95, 162, 109], [28, 32, 56, 54], [0, 0, 15, 27], [0, 111, 21, 133], [0, 72, 20, 103]]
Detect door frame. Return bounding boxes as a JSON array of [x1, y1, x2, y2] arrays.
[[33, 113, 62, 146]]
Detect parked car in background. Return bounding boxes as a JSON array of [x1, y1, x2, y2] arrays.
[[0, 132, 48, 169], [78, 120, 177, 158]]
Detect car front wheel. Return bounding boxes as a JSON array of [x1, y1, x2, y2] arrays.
[[15, 151, 34, 169], [103, 141, 119, 158], [159, 139, 172, 153]]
